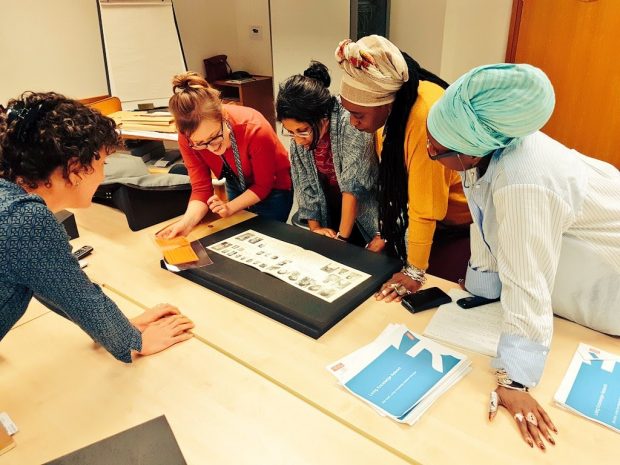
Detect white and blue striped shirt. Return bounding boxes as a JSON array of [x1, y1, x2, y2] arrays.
[[462, 132, 620, 387]]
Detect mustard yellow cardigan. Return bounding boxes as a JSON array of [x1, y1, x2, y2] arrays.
[[376, 81, 471, 270]]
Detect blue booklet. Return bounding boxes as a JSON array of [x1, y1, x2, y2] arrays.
[[555, 343, 620, 433], [328, 324, 470, 424]]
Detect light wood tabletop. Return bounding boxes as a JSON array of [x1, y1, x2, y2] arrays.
[[7, 203, 617, 465], [0, 295, 409, 465]]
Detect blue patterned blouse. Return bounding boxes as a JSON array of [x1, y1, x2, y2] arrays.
[[0, 179, 141, 362], [289, 100, 379, 242]]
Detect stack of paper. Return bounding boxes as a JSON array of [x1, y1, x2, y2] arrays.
[[423, 289, 502, 357], [554, 343, 620, 433], [327, 324, 471, 425], [110, 111, 177, 133]]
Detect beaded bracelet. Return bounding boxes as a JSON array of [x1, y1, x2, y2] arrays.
[[402, 264, 427, 285]]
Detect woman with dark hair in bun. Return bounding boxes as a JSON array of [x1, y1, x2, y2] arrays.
[[159, 72, 293, 238], [276, 61, 378, 246], [0, 92, 194, 362]]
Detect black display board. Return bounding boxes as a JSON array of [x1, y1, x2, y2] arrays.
[[44, 416, 186, 465], [165, 216, 402, 338]]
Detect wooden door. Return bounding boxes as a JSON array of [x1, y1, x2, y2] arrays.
[[507, 0, 620, 168]]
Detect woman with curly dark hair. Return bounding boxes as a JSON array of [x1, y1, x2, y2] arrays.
[[0, 92, 194, 362]]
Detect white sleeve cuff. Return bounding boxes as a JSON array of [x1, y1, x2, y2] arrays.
[[491, 333, 550, 387], [465, 265, 501, 299]]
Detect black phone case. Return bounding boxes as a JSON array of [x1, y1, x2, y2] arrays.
[[456, 295, 500, 309], [401, 287, 452, 313]]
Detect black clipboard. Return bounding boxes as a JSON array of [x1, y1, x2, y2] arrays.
[[163, 216, 402, 338]]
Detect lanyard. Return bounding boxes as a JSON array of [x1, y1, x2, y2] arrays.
[[226, 120, 246, 191]]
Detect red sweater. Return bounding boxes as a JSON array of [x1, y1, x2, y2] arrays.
[[178, 104, 292, 203]]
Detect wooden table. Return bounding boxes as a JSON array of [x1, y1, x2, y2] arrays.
[[0, 297, 408, 465], [3, 203, 618, 465]]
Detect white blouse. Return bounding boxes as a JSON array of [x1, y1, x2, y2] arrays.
[[462, 131, 620, 387]]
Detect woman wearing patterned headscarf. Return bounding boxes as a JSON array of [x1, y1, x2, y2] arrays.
[[335, 35, 472, 302], [427, 63, 620, 450]]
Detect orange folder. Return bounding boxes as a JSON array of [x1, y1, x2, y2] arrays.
[[163, 245, 199, 265]]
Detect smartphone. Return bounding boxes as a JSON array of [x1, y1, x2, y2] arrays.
[[456, 295, 500, 309], [401, 287, 452, 313]]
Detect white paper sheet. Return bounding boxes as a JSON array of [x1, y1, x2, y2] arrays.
[[423, 289, 502, 357], [207, 230, 370, 302]]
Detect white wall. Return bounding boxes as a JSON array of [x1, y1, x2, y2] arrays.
[[0, 0, 108, 103], [232, 0, 272, 76], [389, 0, 447, 76], [270, 0, 350, 147], [389, 0, 513, 84], [0, 0, 513, 106], [174, 0, 272, 77], [440, 0, 513, 82], [270, 0, 350, 97]]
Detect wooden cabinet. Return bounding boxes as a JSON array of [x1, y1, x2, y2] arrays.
[[213, 76, 276, 129]]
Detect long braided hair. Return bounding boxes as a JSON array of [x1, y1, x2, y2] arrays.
[[378, 52, 449, 263]]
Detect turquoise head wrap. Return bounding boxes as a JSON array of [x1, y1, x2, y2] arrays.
[[427, 63, 555, 156]]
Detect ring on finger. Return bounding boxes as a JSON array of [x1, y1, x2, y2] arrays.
[[396, 285, 408, 296], [514, 412, 525, 422], [526, 412, 538, 426], [389, 283, 400, 290]]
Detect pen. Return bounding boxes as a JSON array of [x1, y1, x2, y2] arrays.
[[488, 391, 498, 421]]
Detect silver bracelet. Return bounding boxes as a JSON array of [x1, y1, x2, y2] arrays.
[[495, 369, 529, 392], [402, 264, 427, 285]]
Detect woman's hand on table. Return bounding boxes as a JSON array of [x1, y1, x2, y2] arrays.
[[365, 235, 386, 252], [311, 227, 338, 239], [131, 303, 180, 332], [207, 194, 233, 218], [156, 219, 194, 239], [375, 272, 423, 303], [491, 386, 558, 451], [138, 314, 195, 356]]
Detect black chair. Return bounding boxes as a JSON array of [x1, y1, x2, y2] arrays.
[[94, 183, 191, 231]]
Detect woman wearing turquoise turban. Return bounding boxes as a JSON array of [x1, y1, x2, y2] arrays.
[[427, 63, 620, 450]]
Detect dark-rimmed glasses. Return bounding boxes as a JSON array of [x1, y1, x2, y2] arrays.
[[189, 122, 224, 150], [426, 139, 462, 161]]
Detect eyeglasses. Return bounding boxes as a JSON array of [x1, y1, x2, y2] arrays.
[[426, 139, 461, 161], [427, 139, 484, 188], [189, 122, 225, 150], [281, 126, 312, 139]]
